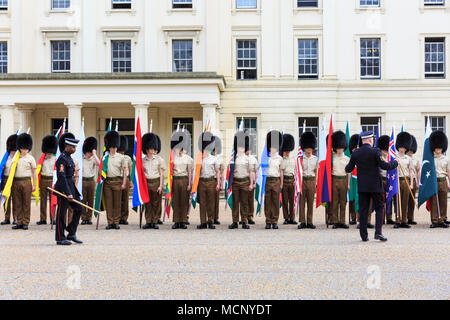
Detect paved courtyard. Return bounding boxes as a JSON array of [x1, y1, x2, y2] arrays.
[[0, 200, 448, 300]]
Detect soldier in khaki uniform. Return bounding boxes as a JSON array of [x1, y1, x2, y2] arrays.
[[12, 133, 37, 230], [142, 133, 165, 230], [298, 132, 318, 229], [197, 132, 220, 229], [213, 136, 224, 225], [37, 135, 58, 225], [245, 149, 258, 225], [80, 137, 99, 225], [377, 135, 397, 224], [406, 136, 420, 225], [394, 132, 415, 229], [118, 135, 133, 225], [265, 130, 283, 230], [171, 131, 193, 229], [281, 133, 297, 225], [331, 131, 350, 229], [347, 134, 359, 225], [1, 134, 18, 225], [429, 130, 450, 228], [103, 131, 127, 230]]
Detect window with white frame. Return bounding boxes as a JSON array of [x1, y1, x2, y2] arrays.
[[360, 38, 381, 79], [0, 42, 7, 73], [297, 0, 318, 7], [360, 0, 380, 6], [52, 0, 70, 9], [236, 39, 257, 80], [427, 116, 446, 133], [0, 0, 7, 11], [236, 117, 257, 155], [173, 0, 192, 9], [425, 38, 445, 79], [298, 39, 318, 79], [361, 117, 381, 135], [299, 117, 319, 153], [236, 0, 257, 9], [111, 40, 131, 72], [51, 41, 70, 73], [424, 0, 445, 6], [112, 0, 131, 9], [172, 40, 193, 72]]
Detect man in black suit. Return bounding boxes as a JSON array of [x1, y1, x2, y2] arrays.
[[345, 131, 398, 242]]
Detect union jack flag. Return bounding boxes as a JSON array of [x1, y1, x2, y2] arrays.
[[386, 128, 398, 213], [293, 145, 303, 213]]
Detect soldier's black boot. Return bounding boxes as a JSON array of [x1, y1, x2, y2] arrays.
[[306, 223, 316, 229], [393, 223, 400, 229], [67, 235, 83, 244], [332, 223, 339, 229], [179, 223, 187, 229], [228, 222, 238, 229], [298, 223, 306, 229], [214, 219, 221, 225], [430, 223, 439, 228], [197, 223, 207, 229], [341, 224, 349, 229], [265, 223, 271, 229], [349, 220, 356, 225], [399, 223, 410, 229], [208, 222, 216, 229], [438, 222, 449, 228], [22, 225, 28, 230], [172, 223, 180, 229], [386, 219, 395, 225], [12, 220, 17, 225], [290, 220, 298, 225], [242, 222, 250, 229], [367, 223, 374, 229], [283, 219, 289, 225], [272, 224, 279, 229], [143, 223, 152, 229], [57, 240, 72, 246], [105, 224, 114, 230], [239, 221, 243, 225], [375, 234, 387, 242], [12, 224, 23, 230], [248, 219, 255, 225], [1, 220, 10, 225], [114, 224, 120, 230], [119, 220, 128, 225], [86, 220, 93, 225], [36, 220, 47, 225], [157, 219, 163, 225], [80, 220, 88, 225], [408, 220, 417, 225]]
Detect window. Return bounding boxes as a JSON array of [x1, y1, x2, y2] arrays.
[[299, 117, 319, 153], [236, 0, 257, 9], [0, 42, 7, 73], [236, 40, 257, 80], [172, 40, 193, 72], [51, 41, 71, 73], [112, 0, 131, 9], [425, 38, 445, 79], [360, 38, 381, 79], [111, 40, 131, 73], [52, 0, 70, 9], [0, 0, 7, 11], [298, 39, 318, 79], [361, 117, 381, 135], [360, 0, 380, 6], [236, 118, 257, 155], [427, 116, 446, 133], [424, 0, 445, 6], [172, 0, 192, 9], [52, 119, 69, 136], [172, 118, 194, 156], [297, 0, 318, 7]]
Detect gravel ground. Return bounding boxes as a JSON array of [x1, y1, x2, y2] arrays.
[[0, 200, 448, 300]]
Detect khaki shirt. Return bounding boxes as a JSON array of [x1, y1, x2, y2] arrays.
[[303, 154, 318, 177], [410, 155, 420, 180], [107, 153, 126, 178], [4, 153, 16, 177], [14, 153, 36, 178], [332, 153, 350, 176], [83, 155, 98, 178], [143, 154, 166, 179], [281, 156, 296, 177], [249, 155, 258, 172], [173, 153, 193, 177], [41, 156, 56, 177], [267, 154, 283, 178], [200, 155, 220, 179], [397, 154, 411, 178], [123, 155, 133, 177], [216, 154, 226, 172], [233, 154, 251, 178], [434, 154, 450, 178]]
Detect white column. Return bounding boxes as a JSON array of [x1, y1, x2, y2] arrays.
[[322, 0, 337, 79], [202, 104, 218, 133], [0, 105, 16, 152], [18, 107, 35, 134], [66, 104, 83, 138], [133, 103, 149, 135]]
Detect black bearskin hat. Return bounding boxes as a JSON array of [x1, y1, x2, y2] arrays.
[[59, 133, 75, 153], [17, 133, 33, 151], [266, 130, 283, 151], [395, 132, 412, 151], [300, 132, 316, 150], [430, 130, 448, 154], [213, 136, 222, 155], [171, 131, 191, 153], [118, 135, 128, 152], [409, 135, 417, 154], [6, 134, 18, 153], [198, 132, 215, 152], [83, 137, 98, 154], [281, 134, 295, 153], [331, 131, 347, 152], [104, 131, 120, 149], [234, 131, 250, 153], [377, 135, 390, 152], [142, 133, 161, 154], [349, 134, 360, 154], [42, 135, 58, 154]]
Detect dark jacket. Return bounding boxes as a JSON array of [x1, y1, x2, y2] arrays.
[[345, 144, 398, 193], [55, 152, 80, 199]]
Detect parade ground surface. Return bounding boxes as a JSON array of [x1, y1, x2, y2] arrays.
[[0, 200, 448, 300]]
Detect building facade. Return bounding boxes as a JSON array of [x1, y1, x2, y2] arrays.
[[0, 0, 449, 161]]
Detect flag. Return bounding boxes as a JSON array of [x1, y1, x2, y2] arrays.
[[293, 144, 304, 214], [164, 149, 175, 218], [0, 151, 10, 192], [191, 121, 209, 209], [255, 144, 269, 215], [224, 151, 235, 210], [75, 120, 85, 200], [386, 128, 399, 212], [316, 116, 332, 208], [132, 117, 149, 210], [418, 118, 438, 208], [94, 119, 112, 214], [1, 151, 21, 211], [32, 153, 46, 205]]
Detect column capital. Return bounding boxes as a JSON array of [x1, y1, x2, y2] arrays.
[[1, 104, 16, 110], [17, 106, 36, 113], [65, 103, 83, 109], [201, 103, 221, 110], [132, 102, 150, 108]]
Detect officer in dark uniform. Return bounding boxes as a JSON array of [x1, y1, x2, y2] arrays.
[[345, 131, 398, 242], [54, 134, 83, 246]]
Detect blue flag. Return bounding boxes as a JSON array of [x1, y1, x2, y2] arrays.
[[418, 120, 437, 208], [386, 128, 398, 213]]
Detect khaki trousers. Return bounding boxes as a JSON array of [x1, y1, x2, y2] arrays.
[[144, 180, 162, 224], [120, 177, 131, 221], [232, 178, 250, 223], [264, 178, 281, 224], [282, 177, 295, 221], [214, 188, 220, 220], [198, 179, 217, 224], [407, 180, 417, 221], [172, 177, 189, 223], [81, 179, 96, 220], [12, 179, 32, 226], [397, 178, 410, 224], [248, 188, 255, 220], [331, 177, 347, 224], [430, 180, 448, 224], [299, 179, 315, 224], [104, 179, 122, 225], [4, 195, 15, 221], [39, 178, 53, 222]]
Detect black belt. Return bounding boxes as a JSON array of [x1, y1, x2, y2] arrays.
[[200, 177, 216, 182], [173, 176, 188, 180], [283, 176, 294, 180], [41, 175, 53, 180], [399, 177, 410, 181], [233, 177, 249, 182], [266, 177, 280, 181], [106, 177, 122, 181], [13, 177, 31, 181], [303, 176, 315, 181], [437, 177, 447, 182], [83, 177, 95, 182], [147, 178, 160, 183], [332, 175, 347, 179]]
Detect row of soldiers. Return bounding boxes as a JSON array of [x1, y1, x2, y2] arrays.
[[1, 127, 449, 230]]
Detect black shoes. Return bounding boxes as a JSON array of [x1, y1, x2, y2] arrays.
[[214, 219, 221, 225], [197, 223, 207, 229], [56, 240, 72, 246], [399, 223, 411, 229], [228, 222, 238, 229], [179, 223, 187, 229], [12, 224, 23, 230], [386, 219, 395, 225], [81, 220, 93, 225], [1, 220, 10, 225], [36, 221, 47, 225], [341, 224, 349, 229], [208, 222, 216, 229], [438, 222, 449, 228], [67, 235, 83, 244], [298, 223, 306, 229], [242, 223, 250, 229], [80, 220, 87, 225], [119, 220, 128, 225], [375, 234, 388, 242], [283, 219, 289, 225], [393, 223, 400, 229], [106, 224, 114, 230], [408, 220, 417, 225], [157, 220, 163, 225], [272, 224, 279, 229], [349, 220, 357, 225], [172, 223, 180, 229], [306, 224, 316, 229], [332, 224, 339, 229], [22, 225, 28, 230], [362, 237, 369, 242], [367, 223, 374, 229], [239, 221, 243, 225], [12, 220, 17, 225], [265, 223, 271, 229], [143, 223, 152, 229], [248, 219, 255, 225]]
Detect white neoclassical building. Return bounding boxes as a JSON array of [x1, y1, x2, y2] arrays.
[[0, 0, 449, 161]]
